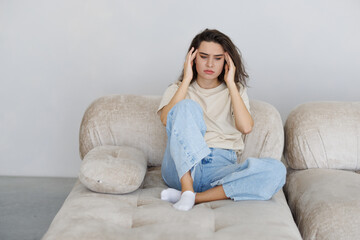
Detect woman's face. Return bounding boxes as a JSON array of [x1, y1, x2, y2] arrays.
[[195, 41, 225, 82]]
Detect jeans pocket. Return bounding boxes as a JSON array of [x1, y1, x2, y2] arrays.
[[222, 150, 237, 165]]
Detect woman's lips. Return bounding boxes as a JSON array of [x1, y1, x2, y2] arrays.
[[204, 70, 214, 74]]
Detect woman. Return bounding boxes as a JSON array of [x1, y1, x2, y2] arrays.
[[157, 29, 286, 211]]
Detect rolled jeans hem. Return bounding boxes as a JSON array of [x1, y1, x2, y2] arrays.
[[178, 146, 211, 180], [222, 182, 235, 200]]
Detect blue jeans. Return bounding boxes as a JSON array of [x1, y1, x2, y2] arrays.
[[161, 99, 286, 201]]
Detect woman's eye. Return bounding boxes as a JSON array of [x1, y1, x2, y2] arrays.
[[215, 58, 221, 60], [200, 56, 207, 59]]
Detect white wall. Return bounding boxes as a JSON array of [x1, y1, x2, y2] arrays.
[[1, 0, 359, 177]]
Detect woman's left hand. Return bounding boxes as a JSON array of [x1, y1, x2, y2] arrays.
[[224, 52, 236, 85]]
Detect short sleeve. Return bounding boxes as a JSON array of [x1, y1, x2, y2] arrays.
[[157, 83, 179, 115]]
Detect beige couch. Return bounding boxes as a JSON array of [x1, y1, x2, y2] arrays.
[[42, 95, 302, 240], [284, 102, 360, 240]]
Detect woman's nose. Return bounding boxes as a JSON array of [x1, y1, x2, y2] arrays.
[[206, 58, 214, 67]]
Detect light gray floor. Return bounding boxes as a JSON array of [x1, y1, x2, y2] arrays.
[[0, 176, 77, 240]]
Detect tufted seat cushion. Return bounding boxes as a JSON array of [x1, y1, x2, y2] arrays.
[[43, 167, 302, 240], [285, 169, 360, 240]]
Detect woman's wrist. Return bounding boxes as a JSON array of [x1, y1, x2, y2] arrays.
[[182, 77, 192, 84], [226, 80, 237, 91]]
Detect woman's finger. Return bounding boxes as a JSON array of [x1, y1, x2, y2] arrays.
[[225, 52, 233, 66], [225, 52, 229, 62], [186, 47, 194, 59], [183, 47, 196, 80], [190, 49, 198, 60]]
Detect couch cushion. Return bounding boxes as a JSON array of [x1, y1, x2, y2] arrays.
[[79, 145, 147, 194], [284, 102, 360, 170], [43, 167, 302, 240], [285, 169, 360, 240]]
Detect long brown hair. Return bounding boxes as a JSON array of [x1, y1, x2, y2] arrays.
[[178, 29, 249, 88]]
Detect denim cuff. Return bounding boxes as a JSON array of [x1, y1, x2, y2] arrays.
[[178, 146, 210, 180], [222, 181, 235, 200]]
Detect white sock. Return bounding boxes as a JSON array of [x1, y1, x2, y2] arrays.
[[161, 188, 182, 203], [173, 191, 196, 211]]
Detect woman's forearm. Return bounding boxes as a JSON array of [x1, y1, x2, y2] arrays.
[[228, 82, 253, 134]]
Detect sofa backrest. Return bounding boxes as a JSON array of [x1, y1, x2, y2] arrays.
[[284, 102, 360, 170], [79, 95, 284, 166]]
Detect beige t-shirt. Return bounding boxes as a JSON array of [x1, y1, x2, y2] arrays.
[[157, 81, 251, 153]]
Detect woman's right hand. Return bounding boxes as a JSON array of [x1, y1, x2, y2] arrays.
[[183, 47, 198, 82], [160, 47, 197, 126]]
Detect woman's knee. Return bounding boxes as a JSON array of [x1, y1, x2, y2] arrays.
[[167, 99, 206, 134], [261, 158, 287, 199], [171, 99, 203, 115], [271, 159, 286, 181], [261, 158, 286, 181], [244, 158, 286, 199]]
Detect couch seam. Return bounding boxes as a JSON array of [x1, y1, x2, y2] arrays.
[[259, 131, 270, 158], [317, 129, 329, 169], [108, 125, 117, 146], [95, 128, 103, 145], [296, 134, 308, 169], [304, 132, 319, 168]]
